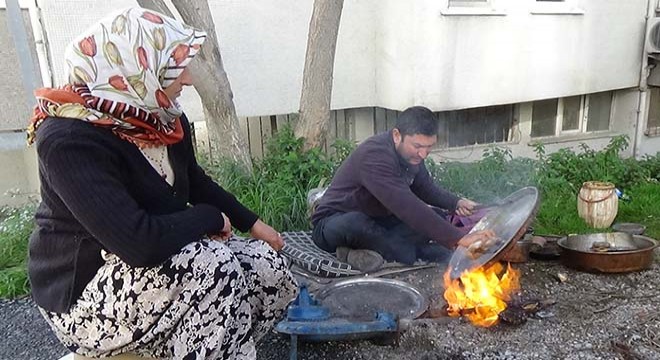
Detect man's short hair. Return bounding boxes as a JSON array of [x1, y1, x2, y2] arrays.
[[395, 106, 439, 137]]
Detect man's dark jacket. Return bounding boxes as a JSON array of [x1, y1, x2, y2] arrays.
[[312, 131, 464, 247]]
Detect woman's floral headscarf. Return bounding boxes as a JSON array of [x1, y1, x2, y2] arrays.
[[28, 7, 207, 147]]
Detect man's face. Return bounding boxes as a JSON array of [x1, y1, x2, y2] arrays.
[[393, 129, 437, 166]]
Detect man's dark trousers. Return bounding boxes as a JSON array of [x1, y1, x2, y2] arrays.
[[312, 211, 453, 265]]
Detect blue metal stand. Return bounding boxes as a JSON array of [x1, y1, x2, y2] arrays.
[[276, 284, 398, 360]]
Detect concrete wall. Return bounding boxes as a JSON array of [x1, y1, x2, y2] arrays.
[[38, 0, 648, 115], [0, 133, 38, 207], [0, 9, 40, 130], [371, 0, 645, 111], [0, 5, 41, 206], [2, 0, 659, 206]]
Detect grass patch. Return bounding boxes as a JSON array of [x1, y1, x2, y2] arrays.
[[0, 206, 34, 298], [201, 126, 354, 232], [616, 182, 660, 239]]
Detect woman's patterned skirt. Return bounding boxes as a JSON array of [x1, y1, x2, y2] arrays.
[[41, 239, 298, 359]]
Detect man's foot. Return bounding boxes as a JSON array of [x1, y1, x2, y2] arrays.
[[335, 246, 350, 262], [335, 247, 384, 272]]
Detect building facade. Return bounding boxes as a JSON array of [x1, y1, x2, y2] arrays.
[[1, 0, 659, 205]]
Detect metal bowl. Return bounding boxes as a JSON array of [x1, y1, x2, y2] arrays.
[[447, 187, 540, 280], [557, 233, 658, 273], [611, 222, 646, 235]]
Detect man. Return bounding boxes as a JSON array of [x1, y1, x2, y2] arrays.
[[311, 106, 492, 272]]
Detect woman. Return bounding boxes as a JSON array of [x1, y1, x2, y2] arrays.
[[27, 7, 297, 359]]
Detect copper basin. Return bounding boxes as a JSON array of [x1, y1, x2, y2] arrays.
[[557, 232, 658, 273]]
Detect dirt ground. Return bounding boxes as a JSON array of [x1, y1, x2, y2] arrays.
[[257, 251, 660, 360], [2, 250, 659, 359]]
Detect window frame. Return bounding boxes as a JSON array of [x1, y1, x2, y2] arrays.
[[555, 96, 586, 135], [440, 0, 507, 16], [531, 92, 614, 139], [645, 86, 660, 137], [435, 104, 518, 149], [449, 0, 491, 7]]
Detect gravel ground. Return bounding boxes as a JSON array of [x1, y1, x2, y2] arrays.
[[0, 296, 68, 360], [3, 253, 660, 360]]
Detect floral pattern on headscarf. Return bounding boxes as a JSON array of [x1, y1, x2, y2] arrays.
[[28, 7, 206, 147]]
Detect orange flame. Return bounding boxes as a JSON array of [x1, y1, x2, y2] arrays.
[[443, 262, 520, 327]]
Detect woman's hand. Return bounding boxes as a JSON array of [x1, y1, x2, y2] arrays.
[[456, 198, 478, 217], [211, 213, 233, 241], [250, 219, 285, 251]]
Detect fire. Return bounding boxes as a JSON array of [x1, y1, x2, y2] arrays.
[[443, 262, 520, 327]]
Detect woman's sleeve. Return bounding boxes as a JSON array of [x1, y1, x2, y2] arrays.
[[182, 117, 259, 232], [187, 163, 259, 232], [42, 136, 224, 268]]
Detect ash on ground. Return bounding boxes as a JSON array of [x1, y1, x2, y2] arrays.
[[260, 253, 660, 360]]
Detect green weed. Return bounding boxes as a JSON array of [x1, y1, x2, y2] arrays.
[[431, 136, 660, 237], [616, 181, 660, 239], [0, 205, 34, 298], [428, 146, 537, 203], [201, 126, 354, 232]]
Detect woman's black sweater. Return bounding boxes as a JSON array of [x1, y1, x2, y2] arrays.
[[29, 115, 257, 313]]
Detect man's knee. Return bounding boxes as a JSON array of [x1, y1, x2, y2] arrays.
[[314, 212, 375, 250], [324, 212, 372, 232]]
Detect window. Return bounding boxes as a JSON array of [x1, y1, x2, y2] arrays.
[[561, 96, 581, 131], [646, 87, 660, 136], [530, 92, 613, 138], [586, 92, 613, 132], [531, 99, 558, 137], [436, 104, 515, 148]]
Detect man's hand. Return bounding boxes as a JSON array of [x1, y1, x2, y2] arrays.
[[456, 229, 496, 249], [250, 219, 285, 251], [456, 198, 478, 217], [210, 212, 232, 241]]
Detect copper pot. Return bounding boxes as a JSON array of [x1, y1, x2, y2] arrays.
[[557, 233, 658, 273]]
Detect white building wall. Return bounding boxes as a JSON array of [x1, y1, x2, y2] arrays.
[[357, 0, 643, 111], [38, 0, 649, 116], [1, 0, 655, 208]]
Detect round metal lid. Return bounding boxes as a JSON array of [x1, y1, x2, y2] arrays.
[[315, 277, 428, 321], [447, 186, 540, 280]]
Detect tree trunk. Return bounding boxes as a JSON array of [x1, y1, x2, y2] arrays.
[[295, 0, 344, 150], [136, 0, 252, 171]]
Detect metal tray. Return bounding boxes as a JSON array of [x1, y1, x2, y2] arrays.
[[447, 186, 540, 280], [315, 278, 428, 321]]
